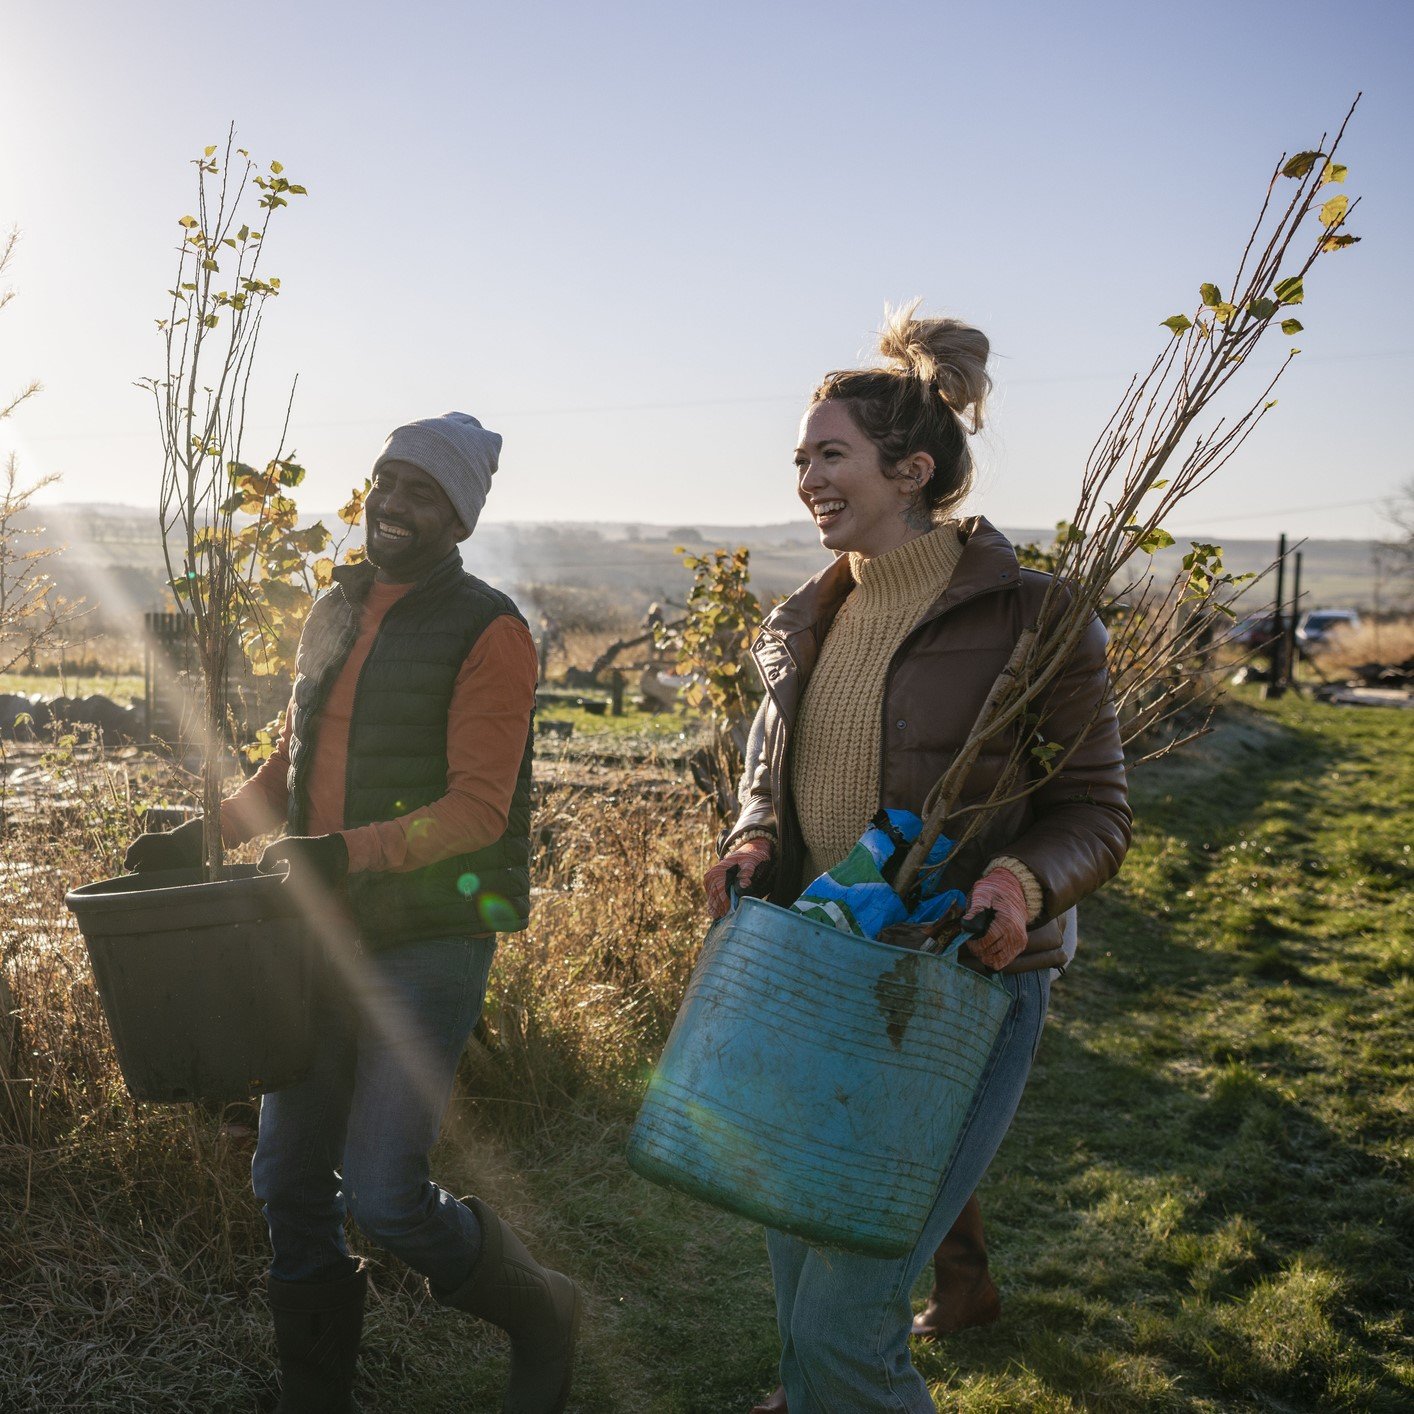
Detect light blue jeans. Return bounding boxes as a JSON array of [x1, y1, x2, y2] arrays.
[[252, 935, 496, 1288], [767, 968, 1050, 1413]]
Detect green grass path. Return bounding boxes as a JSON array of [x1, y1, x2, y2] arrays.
[[917, 697, 1414, 1411]]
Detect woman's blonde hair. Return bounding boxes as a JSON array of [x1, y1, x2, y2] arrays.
[[812, 300, 991, 517]]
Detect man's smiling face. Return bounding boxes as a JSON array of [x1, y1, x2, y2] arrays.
[[364, 459, 465, 582]]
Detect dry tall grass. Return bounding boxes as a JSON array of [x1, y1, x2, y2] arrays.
[[0, 735, 715, 1409], [0, 740, 276, 1405], [467, 780, 713, 1128]]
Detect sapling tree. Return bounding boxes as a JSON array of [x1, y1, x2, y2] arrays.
[[0, 230, 87, 837], [895, 101, 1364, 897], [0, 230, 81, 680], [137, 129, 307, 878], [0, 228, 39, 426], [656, 546, 763, 817], [0, 462, 72, 676], [1377, 477, 1414, 604]]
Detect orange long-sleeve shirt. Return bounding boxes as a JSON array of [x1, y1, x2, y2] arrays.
[[221, 579, 537, 874]]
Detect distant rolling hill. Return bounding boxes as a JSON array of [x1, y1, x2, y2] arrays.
[[13, 504, 1391, 635]]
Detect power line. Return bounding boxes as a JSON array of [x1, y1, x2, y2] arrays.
[[1164, 494, 1389, 530]]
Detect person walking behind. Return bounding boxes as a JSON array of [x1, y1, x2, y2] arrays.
[[125, 412, 579, 1414], [704, 307, 1130, 1413]]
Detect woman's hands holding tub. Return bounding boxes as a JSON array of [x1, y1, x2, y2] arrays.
[[962, 867, 1031, 969], [704, 836, 775, 919], [702, 842, 1034, 963]]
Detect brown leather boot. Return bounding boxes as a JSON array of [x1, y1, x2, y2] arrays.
[[748, 1387, 787, 1413], [911, 1192, 1001, 1339]]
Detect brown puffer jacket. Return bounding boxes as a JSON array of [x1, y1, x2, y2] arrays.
[[721, 517, 1132, 974]]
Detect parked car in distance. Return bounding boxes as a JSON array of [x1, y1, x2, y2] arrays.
[[1231, 614, 1282, 652], [1297, 608, 1362, 650]]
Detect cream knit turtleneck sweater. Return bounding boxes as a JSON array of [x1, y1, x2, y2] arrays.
[[789, 522, 1042, 916], [792, 524, 963, 879]]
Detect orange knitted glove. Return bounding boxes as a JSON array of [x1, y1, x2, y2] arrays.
[[963, 867, 1031, 969], [704, 836, 774, 919]]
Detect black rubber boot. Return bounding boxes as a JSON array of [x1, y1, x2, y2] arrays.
[[432, 1196, 581, 1414], [267, 1260, 368, 1414]]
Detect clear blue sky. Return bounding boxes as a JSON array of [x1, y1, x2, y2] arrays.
[[1, 0, 1409, 539]]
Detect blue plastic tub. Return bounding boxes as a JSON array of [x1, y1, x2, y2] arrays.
[[627, 897, 1013, 1257]]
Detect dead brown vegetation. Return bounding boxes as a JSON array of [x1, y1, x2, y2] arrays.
[[0, 734, 714, 1408], [1310, 615, 1414, 677]]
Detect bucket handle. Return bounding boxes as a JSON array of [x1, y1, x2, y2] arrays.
[[922, 906, 998, 972], [724, 863, 743, 913]]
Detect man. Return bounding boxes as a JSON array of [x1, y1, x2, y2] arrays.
[[125, 412, 577, 1414]]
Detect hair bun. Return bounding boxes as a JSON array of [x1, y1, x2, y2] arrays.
[[878, 299, 991, 433]]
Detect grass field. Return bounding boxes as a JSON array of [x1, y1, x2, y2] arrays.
[[2, 694, 1410, 1411], [534, 697, 703, 743], [0, 670, 145, 703], [908, 698, 1413, 1411]]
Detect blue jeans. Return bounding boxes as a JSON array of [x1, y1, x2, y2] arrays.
[[767, 968, 1051, 1413], [252, 935, 496, 1288]]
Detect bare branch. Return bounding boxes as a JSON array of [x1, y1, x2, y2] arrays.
[[894, 100, 1364, 899]]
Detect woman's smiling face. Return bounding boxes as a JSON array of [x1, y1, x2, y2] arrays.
[[794, 400, 924, 558]]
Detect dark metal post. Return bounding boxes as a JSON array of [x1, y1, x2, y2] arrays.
[[1265, 533, 1288, 700], [610, 669, 625, 717], [1287, 551, 1304, 688], [1372, 549, 1383, 661]]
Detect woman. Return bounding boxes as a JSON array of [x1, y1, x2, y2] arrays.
[[704, 305, 1131, 1413]]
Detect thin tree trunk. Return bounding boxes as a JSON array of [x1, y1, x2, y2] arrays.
[[202, 677, 224, 879]]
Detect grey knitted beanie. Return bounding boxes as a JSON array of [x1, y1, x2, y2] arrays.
[[372, 411, 501, 540]]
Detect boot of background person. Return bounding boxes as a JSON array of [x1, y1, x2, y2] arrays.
[[911, 1192, 1001, 1339], [431, 1195, 581, 1414], [267, 1259, 368, 1414], [748, 1384, 788, 1412]]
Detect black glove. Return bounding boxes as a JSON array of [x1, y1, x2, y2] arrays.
[[124, 816, 206, 873], [260, 833, 350, 890]]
